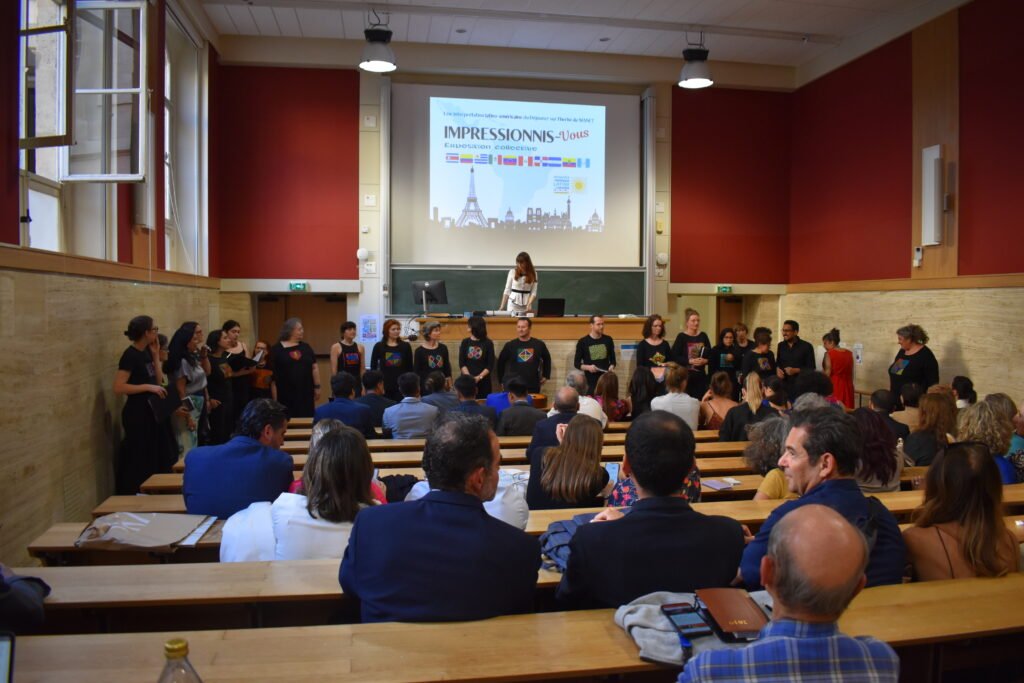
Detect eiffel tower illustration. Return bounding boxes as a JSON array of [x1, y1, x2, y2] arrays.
[[455, 167, 488, 228]]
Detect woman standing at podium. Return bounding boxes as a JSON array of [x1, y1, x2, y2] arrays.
[[499, 252, 538, 314]]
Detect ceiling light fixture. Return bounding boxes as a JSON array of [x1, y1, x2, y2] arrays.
[[678, 32, 713, 89], [359, 10, 397, 73]]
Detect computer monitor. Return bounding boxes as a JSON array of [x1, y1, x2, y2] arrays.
[[411, 280, 448, 315], [536, 298, 566, 317]]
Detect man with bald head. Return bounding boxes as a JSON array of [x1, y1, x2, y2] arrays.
[[547, 369, 608, 428], [740, 408, 905, 589], [528, 386, 580, 464], [680, 505, 899, 682]]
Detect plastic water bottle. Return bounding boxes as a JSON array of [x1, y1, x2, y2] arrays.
[[157, 638, 203, 683]]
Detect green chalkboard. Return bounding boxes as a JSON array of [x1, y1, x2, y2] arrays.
[[391, 268, 645, 315]]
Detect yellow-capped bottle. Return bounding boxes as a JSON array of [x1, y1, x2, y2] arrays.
[[157, 638, 203, 683]]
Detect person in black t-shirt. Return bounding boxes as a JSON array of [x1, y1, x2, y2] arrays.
[[414, 321, 452, 391], [776, 319, 816, 396], [889, 324, 940, 397], [574, 315, 616, 396], [636, 314, 672, 395], [269, 317, 320, 418], [370, 319, 414, 401], [330, 321, 364, 397], [497, 317, 551, 394], [671, 308, 711, 400], [741, 327, 777, 384], [709, 327, 740, 400], [459, 316, 496, 398], [205, 329, 234, 445]]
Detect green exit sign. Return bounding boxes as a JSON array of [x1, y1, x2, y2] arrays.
[[289, 281, 309, 292], [716, 285, 733, 294]]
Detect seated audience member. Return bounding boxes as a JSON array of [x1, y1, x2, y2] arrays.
[[527, 387, 579, 464], [852, 408, 902, 493], [763, 376, 791, 414], [608, 410, 702, 507], [485, 378, 534, 416], [496, 378, 547, 436], [904, 442, 1019, 581], [905, 393, 958, 467], [651, 362, 699, 430], [183, 399, 294, 519], [745, 416, 796, 501], [221, 427, 378, 562], [314, 372, 376, 439], [558, 411, 743, 609], [681, 505, 899, 683], [791, 370, 835, 405], [340, 413, 540, 622], [526, 414, 609, 510], [546, 370, 608, 427], [928, 383, 955, 399], [719, 374, 774, 441], [957, 401, 1016, 484], [627, 365, 659, 419], [421, 370, 460, 414], [594, 371, 630, 422], [869, 389, 910, 441], [951, 375, 977, 410], [449, 374, 497, 427], [892, 382, 923, 431], [740, 408, 905, 589], [988, 394, 1024, 482], [382, 372, 439, 439], [791, 392, 833, 411], [288, 418, 386, 506], [355, 370, 396, 428], [699, 371, 738, 430], [0, 565, 51, 633]]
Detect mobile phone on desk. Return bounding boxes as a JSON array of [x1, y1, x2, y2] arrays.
[[661, 603, 713, 638], [605, 462, 620, 482]]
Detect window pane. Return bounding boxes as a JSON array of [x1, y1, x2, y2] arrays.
[[75, 8, 142, 91], [24, 0, 67, 30], [68, 92, 141, 177], [21, 31, 65, 140], [27, 188, 60, 252]]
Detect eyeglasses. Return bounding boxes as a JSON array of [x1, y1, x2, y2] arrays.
[[149, 327, 159, 333]]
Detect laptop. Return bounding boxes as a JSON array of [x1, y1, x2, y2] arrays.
[[536, 298, 566, 317]]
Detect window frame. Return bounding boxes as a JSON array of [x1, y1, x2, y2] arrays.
[[19, 0, 75, 150]]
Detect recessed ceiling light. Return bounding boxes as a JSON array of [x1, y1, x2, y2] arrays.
[[599, 37, 611, 42], [455, 28, 467, 34]]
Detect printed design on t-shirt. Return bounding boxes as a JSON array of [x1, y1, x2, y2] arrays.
[[427, 354, 444, 369], [650, 352, 666, 365], [289, 349, 302, 361], [588, 343, 608, 362], [758, 357, 772, 371], [146, 362, 157, 379], [466, 345, 483, 360], [384, 351, 403, 367], [719, 353, 733, 369], [344, 352, 360, 366], [517, 348, 535, 363], [687, 342, 704, 360], [890, 359, 909, 376]]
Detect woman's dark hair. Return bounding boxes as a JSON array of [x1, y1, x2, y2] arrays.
[[301, 427, 375, 523], [468, 315, 488, 340], [594, 372, 620, 420], [718, 327, 735, 346], [514, 251, 537, 284], [793, 371, 834, 400], [765, 377, 788, 408], [167, 322, 200, 375], [278, 317, 302, 342], [125, 315, 154, 342], [339, 321, 357, 335], [641, 314, 665, 340], [822, 328, 841, 345], [628, 366, 658, 418], [952, 376, 977, 405], [206, 329, 227, 354], [158, 334, 168, 350], [235, 398, 289, 439], [222, 319, 241, 332], [754, 328, 772, 346], [852, 407, 898, 486], [709, 371, 733, 398]]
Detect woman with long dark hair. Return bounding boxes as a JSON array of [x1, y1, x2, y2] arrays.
[[113, 316, 176, 493], [205, 329, 234, 445], [222, 319, 252, 426], [269, 318, 320, 417], [370, 319, 414, 401], [459, 315, 495, 398], [500, 251, 539, 313], [852, 408, 901, 493], [167, 321, 211, 459], [709, 327, 740, 399], [628, 366, 659, 419]]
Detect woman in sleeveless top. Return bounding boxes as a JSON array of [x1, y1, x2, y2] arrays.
[[222, 320, 252, 426], [700, 371, 739, 431], [821, 328, 854, 409], [330, 321, 364, 397]]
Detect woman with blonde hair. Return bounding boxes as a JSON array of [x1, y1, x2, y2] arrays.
[[526, 415, 609, 510], [718, 373, 774, 441], [905, 393, 958, 466], [903, 442, 1019, 581], [958, 401, 1016, 484]]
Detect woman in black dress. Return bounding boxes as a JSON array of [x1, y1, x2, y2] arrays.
[[330, 321, 364, 397], [459, 315, 495, 398], [671, 307, 711, 400], [889, 324, 940, 398], [270, 318, 320, 417], [636, 314, 672, 388], [414, 321, 452, 390], [370, 319, 414, 401], [709, 327, 740, 400], [222, 319, 252, 424], [112, 316, 176, 494], [205, 329, 234, 444]]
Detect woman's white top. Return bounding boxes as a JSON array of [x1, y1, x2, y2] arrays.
[[650, 392, 700, 431], [220, 492, 367, 562], [503, 269, 538, 312]]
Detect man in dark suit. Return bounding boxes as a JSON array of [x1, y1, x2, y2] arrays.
[[450, 374, 497, 427], [526, 386, 579, 465], [340, 412, 540, 622], [355, 370, 396, 428], [556, 410, 745, 609], [314, 372, 376, 439], [869, 389, 910, 441], [496, 378, 546, 436]]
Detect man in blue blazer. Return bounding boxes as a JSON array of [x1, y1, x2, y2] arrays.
[[449, 375, 497, 427], [314, 372, 376, 439], [340, 412, 540, 622]]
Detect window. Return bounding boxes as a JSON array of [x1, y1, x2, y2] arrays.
[[19, 0, 73, 151]]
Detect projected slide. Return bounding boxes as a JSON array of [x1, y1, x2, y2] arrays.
[[428, 97, 606, 235]]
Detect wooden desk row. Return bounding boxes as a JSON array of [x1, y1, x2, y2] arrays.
[[14, 574, 1024, 681], [284, 423, 719, 441]]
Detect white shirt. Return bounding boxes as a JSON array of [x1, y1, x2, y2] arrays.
[[220, 492, 362, 562], [503, 269, 538, 312], [404, 469, 529, 530], [546, 396, 609, 428], [650, 392, 700, 431]]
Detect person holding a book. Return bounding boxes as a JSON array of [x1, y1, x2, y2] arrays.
[[671, 308, 711, 400]]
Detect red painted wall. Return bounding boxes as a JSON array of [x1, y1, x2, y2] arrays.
[[671, 88, 790, 284], [0, 0, 19, 244], [788, 36, 913, 283], [958, 0, 1024, 276], [210, 65, 360, 280]]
